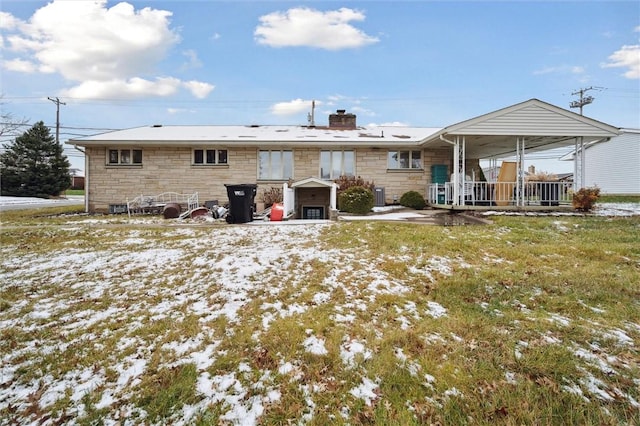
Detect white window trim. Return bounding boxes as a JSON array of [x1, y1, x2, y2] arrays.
[[320, 150, 355, 179], [192, 148, 228, 166], [258, 149, 294, 180], [387, 149, 423, 170], [107, 148, 142, 165]]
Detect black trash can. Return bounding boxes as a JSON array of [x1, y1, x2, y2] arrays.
[[225, 184, 258, 223]]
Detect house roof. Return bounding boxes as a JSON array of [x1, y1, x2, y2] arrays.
[[69, 124, 443, 148], [68, 99, 620, 159], [420, 99, 620, 158]]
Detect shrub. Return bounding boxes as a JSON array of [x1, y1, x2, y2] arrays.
[[260, 187, 282, 207], [399, 190, 426, 210], [338, 186, 374, 215], [334, 175, 375, 191], [572, 186, 600, 212]]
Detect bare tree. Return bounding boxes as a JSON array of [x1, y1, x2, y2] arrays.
[[1, 95, 29, 138]]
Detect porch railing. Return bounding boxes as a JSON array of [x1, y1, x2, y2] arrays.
[[428, 181, 573, 207]]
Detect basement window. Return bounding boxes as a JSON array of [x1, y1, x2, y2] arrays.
[[108, 149, 142, 165]]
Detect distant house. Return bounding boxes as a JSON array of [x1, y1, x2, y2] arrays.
[[69, 168, 85, 190], [68, 99, 620, 215], [563, 129, 639, 195]]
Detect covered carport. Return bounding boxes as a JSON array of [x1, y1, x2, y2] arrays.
[[420, 99, 620, 209]]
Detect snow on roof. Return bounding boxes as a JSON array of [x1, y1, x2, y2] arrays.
[[69, 124, 443, 146]]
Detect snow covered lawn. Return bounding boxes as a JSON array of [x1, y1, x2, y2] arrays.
[[1, 214, 638, 425]]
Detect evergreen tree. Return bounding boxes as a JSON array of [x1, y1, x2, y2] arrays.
[[0, 121, 71, 197]]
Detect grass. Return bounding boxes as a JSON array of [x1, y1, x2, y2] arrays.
[[598, 194, 640, 203], [0, 208, 639, 425]]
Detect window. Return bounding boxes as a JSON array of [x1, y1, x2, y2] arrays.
[[193, 149, 228, 165], [108, 149, 142, 165], [388, 150, 422, 169], [320, 150, 354, 179], [258, 150, 293, 180]]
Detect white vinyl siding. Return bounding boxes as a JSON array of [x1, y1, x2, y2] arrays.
[[453, 104, 618, 136], [584, 131, 640, 194]]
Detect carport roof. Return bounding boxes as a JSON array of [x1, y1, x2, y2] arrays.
[[420, 99, 620, 158]]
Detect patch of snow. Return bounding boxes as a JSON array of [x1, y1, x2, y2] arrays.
[[349, 377, 379, 406], [553, 220, 569, 232], [601, 328, 633, 346], [547, 313, 571, 327], [443, 387, 464, 398], [303, 336, 328, 356], [425, 301, 448, 319], [341, 339, 372, 368]]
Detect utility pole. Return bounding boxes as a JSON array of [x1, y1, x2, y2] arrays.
[[47, 96, 66, 143], [569, 87, 599, 115]]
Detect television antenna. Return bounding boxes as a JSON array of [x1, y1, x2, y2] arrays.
[[307, 100, 316, 127]]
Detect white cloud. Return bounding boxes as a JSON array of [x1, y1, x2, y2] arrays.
[[182, 81, 215, 99], [1, 0, 214, 99], [532, 65, 586, 76], [255, 7, 379, 50], [167, 108, 195, 114], [0, 11, 21, 30], [602, 44, 640, 79], [60, 77, 183, 99], [2, 58, 37, 73], [270, 99, 318, 116], [368, 121, 409, 127], [181, 49, 202, 70]]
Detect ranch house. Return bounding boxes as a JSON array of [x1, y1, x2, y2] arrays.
[[68, 99, 620, 218]]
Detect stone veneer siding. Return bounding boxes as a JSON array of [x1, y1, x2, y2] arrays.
[[85, 145, 460, 213]]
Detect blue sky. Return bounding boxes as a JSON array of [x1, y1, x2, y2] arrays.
[[1, 0, 639, 173]]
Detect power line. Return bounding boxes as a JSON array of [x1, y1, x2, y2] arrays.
[[569, 87, 604, 115]]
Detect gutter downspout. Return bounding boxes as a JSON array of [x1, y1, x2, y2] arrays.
[[73, 145, 88, 213]]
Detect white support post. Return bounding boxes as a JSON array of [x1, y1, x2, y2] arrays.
[[460, 136, 466, 205], [330, 184, 337, 210], [516, 137, 526, 207], [579, 136, 585, 189], [452, 136, 460, 205], [574, 137, 584, 191]]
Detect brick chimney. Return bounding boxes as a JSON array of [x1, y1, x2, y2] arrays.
[[328, 109, 357, 129]]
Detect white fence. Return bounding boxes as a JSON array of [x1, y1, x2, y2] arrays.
[[428, 181, 572, 207]]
